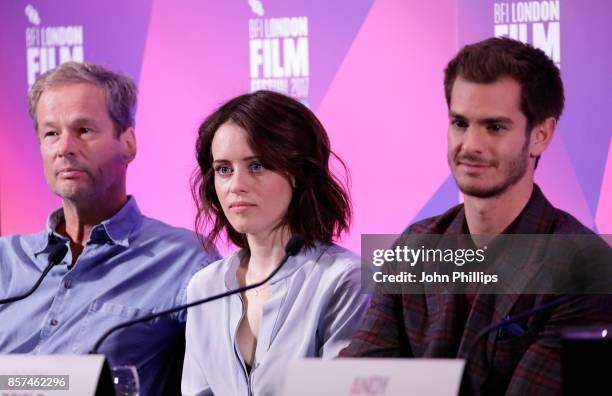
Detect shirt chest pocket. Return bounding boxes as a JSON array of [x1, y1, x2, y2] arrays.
[[72, 299, 155, 353], [89, 300, 151, 318], [490, 330, 536, 380]]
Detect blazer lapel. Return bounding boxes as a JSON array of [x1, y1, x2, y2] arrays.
[[488, 184, 557, 326]]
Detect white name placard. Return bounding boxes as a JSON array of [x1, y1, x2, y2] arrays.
[[283, 358, 465, 396]]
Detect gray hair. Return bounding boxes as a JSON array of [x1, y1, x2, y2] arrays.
[[28, 62, 137, 136]]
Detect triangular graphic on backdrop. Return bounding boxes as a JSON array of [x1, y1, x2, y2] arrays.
[[410, 175, 460, 226], [25, 0, 154, 85], [536, 133, 595, 230], [595, 138, 612, 233], [556, 0, 611, 215], [315, 0, 456, 252], [298, 0, 374, 109], [560, 110, 609, 218], [84, 0, 153, 85]]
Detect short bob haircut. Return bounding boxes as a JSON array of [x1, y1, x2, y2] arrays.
[[192, 90, 351, 251]]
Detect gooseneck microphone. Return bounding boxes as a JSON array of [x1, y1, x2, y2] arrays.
[[90, 234, 305, 354], [0, 243, 69, 305]]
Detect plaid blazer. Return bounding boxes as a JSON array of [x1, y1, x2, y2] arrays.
[[341, 184, 612, 395]]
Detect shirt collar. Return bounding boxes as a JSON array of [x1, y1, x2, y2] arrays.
[[33, 196, 143, 254], [98, 196, 143, 246], [31, 208, 66, 256]]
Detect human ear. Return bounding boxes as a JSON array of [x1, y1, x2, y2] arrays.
[[529, 117, 556, 158], [120, 127, 137, 164]]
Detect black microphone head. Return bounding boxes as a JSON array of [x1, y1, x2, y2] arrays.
[[48, 243, 68, 266], [285, 234, 305, 256]]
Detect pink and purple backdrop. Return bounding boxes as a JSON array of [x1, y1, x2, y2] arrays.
[[1, 0, 610, 254]]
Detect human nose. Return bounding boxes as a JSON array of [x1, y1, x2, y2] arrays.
[[229, 167, 251, 194], [460, 126, 486, 154], [55, 131, 78, 158]]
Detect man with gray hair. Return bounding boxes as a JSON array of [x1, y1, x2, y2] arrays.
[[0, 62, 219, 395]]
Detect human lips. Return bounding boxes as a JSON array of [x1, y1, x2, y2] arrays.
[[229, 201, 256, 212], [56, 167, 86, 178], [456, 156, 493, 171], [459, 161, 491, 169]]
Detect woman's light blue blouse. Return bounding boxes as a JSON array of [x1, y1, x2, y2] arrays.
[[181, 242, 369, 396]]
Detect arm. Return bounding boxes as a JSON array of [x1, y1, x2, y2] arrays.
[[338, 252, 413, 358], [172, 242, 221, 322], [338, 289, 411, 358], [181, 346, 214, 396], [318, 263, 371, 358], [181, 281, 214, 396], [505, 294, 612, 396]]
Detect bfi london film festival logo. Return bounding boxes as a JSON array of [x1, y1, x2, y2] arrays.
[[493, 0, 560, 66], [24, 4, 85, 88], [247, 0, 310, 103]]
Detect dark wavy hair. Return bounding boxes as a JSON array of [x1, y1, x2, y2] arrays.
[[192, 90, 352, 250], [444, 37, 564, 131]]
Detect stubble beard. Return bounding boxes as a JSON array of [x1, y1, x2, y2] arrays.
[[451, 139, 530, 199]]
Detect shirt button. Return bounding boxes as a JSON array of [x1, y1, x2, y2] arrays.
[[50, 319, 58, 326], [64, 280, 72, 289]]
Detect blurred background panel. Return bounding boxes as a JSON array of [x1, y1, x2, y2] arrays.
[[1, 0, 610, 254]]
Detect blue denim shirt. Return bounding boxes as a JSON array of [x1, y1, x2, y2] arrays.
[[0, 197, 219, 396]]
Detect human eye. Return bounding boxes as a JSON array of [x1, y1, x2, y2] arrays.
[[43, 130, 58, 138], [214, 165, 233, 176], [487, 123, 506, 133], [79, 127, 93, 134], [450, 118, 468, 129], [249, 161, 266, 173]]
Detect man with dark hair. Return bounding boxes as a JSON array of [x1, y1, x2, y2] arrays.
[[0, 62, 219, 395], [443, 37, 564, 171], [341, 37, 612, 394]]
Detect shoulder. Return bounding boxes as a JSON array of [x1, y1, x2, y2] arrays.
[[549, 207, 595, 235], [307, 244, 369, 330], [139, 216, 202, 245], [308, 243, 361, 283], [0, 231, 46, 258], [0, 232, 48, 285], [187, 253, 237, 296], [0, 230, 45, 244], [314, 242, 358, 265], [403, 204, 464, 234], [189, 255, 232, 285], [0, 233, 25, 248], [137, 216, 219, 260]]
